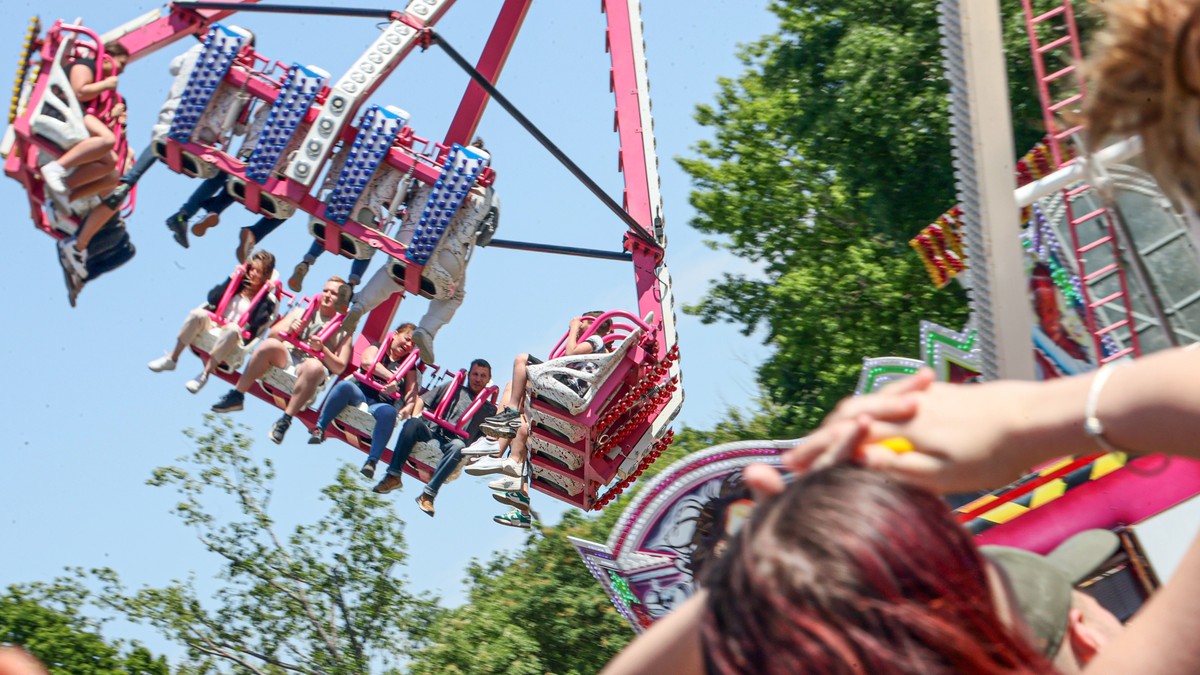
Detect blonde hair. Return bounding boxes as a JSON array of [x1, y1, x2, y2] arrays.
[[1082, 0, 1200, 205]]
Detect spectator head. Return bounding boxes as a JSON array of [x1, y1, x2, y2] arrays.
[[702, 465, 1052, 674], [467, 358, 492, 394], [1082, 0, 1200, 207], [102, 41, 130, 73], [982, 530, 1123, 672]]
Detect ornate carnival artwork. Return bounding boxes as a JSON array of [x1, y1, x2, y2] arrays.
[[569, 441, 794, 633]]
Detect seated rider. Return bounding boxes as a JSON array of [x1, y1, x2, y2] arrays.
[[339, 138, 499, 364], [54, 102, 134, 294], [41, 41, 130, 198], [50, 42, 132, 279], [113, 28, 256, 249], [285, 175, 418, 315], [211, 276, 353, 445], [478, 311, 614, 443], [309, 322, 421, 479], [470, 312, 613, 526], [372, 359, 497, 519], [147, 250, 278, 393]]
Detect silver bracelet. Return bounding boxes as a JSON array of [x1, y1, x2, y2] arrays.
[[1083, 362, 1129, 454]]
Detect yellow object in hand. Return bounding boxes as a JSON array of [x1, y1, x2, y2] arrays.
[[879, 437, 914, 454]]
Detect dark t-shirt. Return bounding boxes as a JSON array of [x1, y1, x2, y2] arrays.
[[69, 58, 97, 79], [360, 353, 410, 407], [420, 381, 496, 444]]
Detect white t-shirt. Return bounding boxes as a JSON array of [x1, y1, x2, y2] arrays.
[[221, 292, 254, 324]]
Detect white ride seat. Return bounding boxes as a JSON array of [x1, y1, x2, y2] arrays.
[[30, 33, 88, 154], [526, 327, 644, 415]]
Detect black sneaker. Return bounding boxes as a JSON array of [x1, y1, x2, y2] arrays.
[[308, 426, 325, 445], [101, 182, 131, 209], [480, 407, 521, 440], [211, 390, 245, 413], [270, 415, 291, 444], [165, 212, 190, 249]]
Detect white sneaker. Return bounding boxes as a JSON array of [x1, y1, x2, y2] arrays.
[[148, 354, 177, 372], [412, 327, 435, 365], [465, 456, 523, 478], [462, 436, 501, 457], [489, 475, 522, 492], [185, 371, 209, 393], [57, 237, 88, 279], [41, 161, 68, 193]]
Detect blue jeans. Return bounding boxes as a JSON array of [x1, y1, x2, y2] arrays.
[[180, 173, 234, 218], [120, 144, 157, 186], [245, 216, 287, 244], [304, 239, 372, 284], [317, 381, 397, 463], [387, 419, 466, 497]]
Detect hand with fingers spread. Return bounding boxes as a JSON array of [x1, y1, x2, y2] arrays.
[[777, 368, 1052, 495]]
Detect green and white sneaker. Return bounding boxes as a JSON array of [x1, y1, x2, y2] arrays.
[[492, 490, 530, 512], [493, 509, 531, 529]]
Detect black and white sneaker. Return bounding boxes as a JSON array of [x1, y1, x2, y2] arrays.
[[211, 390, 245, 413], [480, 407, 521, 440], [59, 256, 83, 307], [270, 415, 291, 444], [57, 237, 89, 280]]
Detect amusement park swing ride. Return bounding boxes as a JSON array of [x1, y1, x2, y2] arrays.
[[3, 0, 683, 512]]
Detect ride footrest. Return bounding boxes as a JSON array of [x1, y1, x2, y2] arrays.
[[167, 25, 250, 144], [404, 143, 489, 265], [323, 104, 408, 224], [244, 63, 329, 184]]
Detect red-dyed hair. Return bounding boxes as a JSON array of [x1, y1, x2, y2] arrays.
[[701, 465, 1053, 674]]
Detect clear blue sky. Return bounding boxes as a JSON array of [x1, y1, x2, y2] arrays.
[[0, 0, 777, 661]]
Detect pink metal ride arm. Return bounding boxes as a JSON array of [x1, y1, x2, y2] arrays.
[[441, 0, 532, 147], [602, 0, 670, 362], [108, 1, 265, 64]]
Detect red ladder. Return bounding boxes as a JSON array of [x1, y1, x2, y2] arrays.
[[1021, 0, 1140, 362]]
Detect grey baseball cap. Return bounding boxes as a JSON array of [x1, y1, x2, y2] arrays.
[[980, 529, 1121, 657]]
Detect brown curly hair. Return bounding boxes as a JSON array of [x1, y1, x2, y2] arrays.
[[1082, 0, 1200, 206]]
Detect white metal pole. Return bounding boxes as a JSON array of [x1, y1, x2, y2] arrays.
[[939, 0, 1035, 381]]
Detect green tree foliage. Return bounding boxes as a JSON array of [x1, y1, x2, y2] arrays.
[[679, 0, 1050, 435], [90, 416, 440, 675], [0, 581, 168, 675], [405, 426, 745, 675]]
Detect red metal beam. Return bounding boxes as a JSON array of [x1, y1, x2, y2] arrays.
[[442, 0, 533, 147]]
